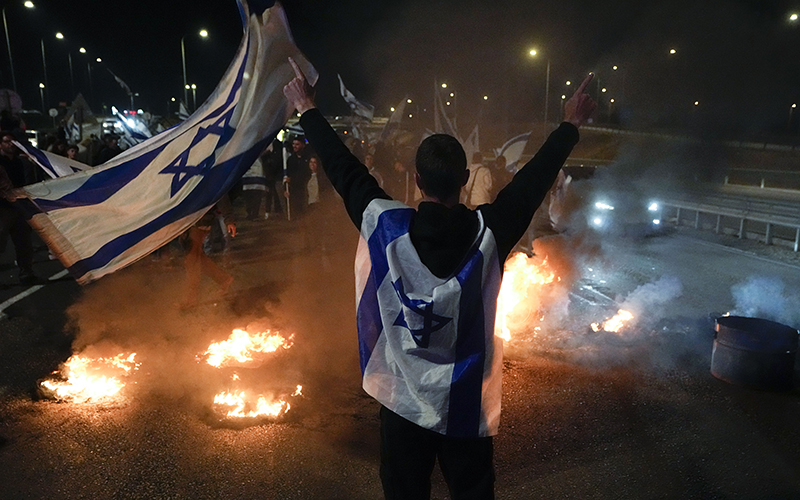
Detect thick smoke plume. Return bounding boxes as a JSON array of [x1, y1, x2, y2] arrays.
[[730, 276, 800, 329]]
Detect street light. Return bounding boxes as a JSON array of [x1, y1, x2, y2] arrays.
[[181, 29, 209, 106], [790, 13, 798, 21], [2, 1, 36, 93], [789, 103, 797, 130], [191, 83, 197, 110], [528, 48, 551, 139], [38, 82, 45, 112]]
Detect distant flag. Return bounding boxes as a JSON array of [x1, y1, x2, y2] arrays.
[[378, 97, 407, 144], [13, 140, 89, 179], [178, 101, 190, 121], [338, 74, 374, 121], [112, 106, 151, 146], [16, 0, 317, 284], [494, 132, 531, 172], [107, 68, 133, 97], [66, 114, 81, 143]]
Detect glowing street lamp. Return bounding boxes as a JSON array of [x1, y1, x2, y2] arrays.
[[79, 47, 86, 54], [55, 32, 64, 39], [38, 82, 45, 111], [96, 57, 102, 63], [191, 83, 197, 110], [669, 48, 677, 55], [790, 13, 798, 21], [789, 103, 797, 130], [24, 1, 35, 7], [528, 48, 551, 138], [182, 29, 209, 105], [441, 83, 447, 88]]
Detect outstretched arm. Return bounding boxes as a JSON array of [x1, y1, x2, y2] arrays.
[[481, 73, 596, 261], [283, 58, 389, 228]]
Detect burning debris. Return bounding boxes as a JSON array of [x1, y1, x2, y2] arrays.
[[591, 309, 635, 333], [203, 328, 302, 420], [40, 352, 140, 403], [203, 328, 294, 368], [214, 385, 303, 419], [496, 252, 560, 342]]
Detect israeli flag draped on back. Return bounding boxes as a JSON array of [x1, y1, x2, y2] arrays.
[[355, 199, 503, 438], [17, 0, 317, 284]]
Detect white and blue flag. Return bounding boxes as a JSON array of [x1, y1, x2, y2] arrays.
[[494, 132, 531, 173], [112, 106, 152, 147], [13, 140, 89, 179], [338, 74, 374, 121], [355, 199, 503, 437], [17, 0, 317, 284]]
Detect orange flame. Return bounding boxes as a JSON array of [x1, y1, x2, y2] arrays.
[[204, 328, 293, 367], [40, 353, 140, 403], [213, 385, 303, 419], [495, 253, 558, 341], [591, 309, 634, 333], [206, 328, 301, 419]]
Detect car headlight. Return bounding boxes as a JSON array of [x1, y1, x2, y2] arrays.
[[595, 202, 615, 211]]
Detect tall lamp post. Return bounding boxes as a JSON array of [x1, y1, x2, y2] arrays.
[[181, 29, 208, 106], [528, 48, 551, 140], [2, 1, 35, 93], [38, 83, 45, 112], [790, 103, 797, 131]]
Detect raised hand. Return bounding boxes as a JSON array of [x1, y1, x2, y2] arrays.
[[283, 57, 316, 114], [563, 73, 597, 128]]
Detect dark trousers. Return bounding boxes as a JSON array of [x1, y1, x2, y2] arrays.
[[0, 205, 33, 273], [264, 180, 283, 213], [379, 406, 495, 500]]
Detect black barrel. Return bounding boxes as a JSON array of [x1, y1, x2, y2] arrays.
[[712, 316, 799, 390]]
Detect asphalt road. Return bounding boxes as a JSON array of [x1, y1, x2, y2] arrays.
[[1, 201, 799, 499]]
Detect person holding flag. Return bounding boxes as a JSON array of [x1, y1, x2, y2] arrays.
[[284, 58, 596, 499]]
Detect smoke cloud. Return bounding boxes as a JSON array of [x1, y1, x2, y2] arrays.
[[730, 276, 800, 329]]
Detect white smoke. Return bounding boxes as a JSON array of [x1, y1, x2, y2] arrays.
[[619, 275, 684, 319], [730, 276, 800, 329]]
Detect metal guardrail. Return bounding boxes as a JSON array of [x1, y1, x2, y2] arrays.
[[660, 199, 800, 252]]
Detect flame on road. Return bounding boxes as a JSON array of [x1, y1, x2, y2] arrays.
[[214, 385, 303, 418], [496, 253, 558, 341], [40, 353, 140, 403], [205, 328, 301, 420], [591, 309, 634, 333], [204, 328, 293, 368]]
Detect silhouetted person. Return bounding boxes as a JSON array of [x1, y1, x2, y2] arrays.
[[284, 58, 597, 499]]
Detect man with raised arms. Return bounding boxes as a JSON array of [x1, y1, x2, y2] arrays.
[[284, 59, 596, 499]]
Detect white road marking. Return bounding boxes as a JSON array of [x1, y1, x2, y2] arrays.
[[0, 269, 70, 319]]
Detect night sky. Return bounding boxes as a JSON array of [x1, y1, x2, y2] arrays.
[[3, 0, 800, 141]]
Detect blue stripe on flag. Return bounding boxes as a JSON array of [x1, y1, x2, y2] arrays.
[[447, 249, 487, 437], [34, 145, 168, 210], [356, 207, 415, 372], [67, 136, 272, 279], [16, 142, 56, 177], [357, 275, 382, 374]]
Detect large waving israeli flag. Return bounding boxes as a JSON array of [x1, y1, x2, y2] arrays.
[[17, 0, 317, 284]]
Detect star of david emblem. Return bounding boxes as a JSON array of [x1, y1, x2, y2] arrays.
[[160, 106, 236, 196], [392, 278, 452, 348]]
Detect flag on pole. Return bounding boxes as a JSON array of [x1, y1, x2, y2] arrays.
[[107, 69, 133, 97], [16, 0, 317, 284], [494, 132, 531, 172], [66, 114, 81, 143], [13, 140, 89, 179], [112, 106, 152, 146], [338, 74, 374, 121], [378, 97, 407, 144]]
